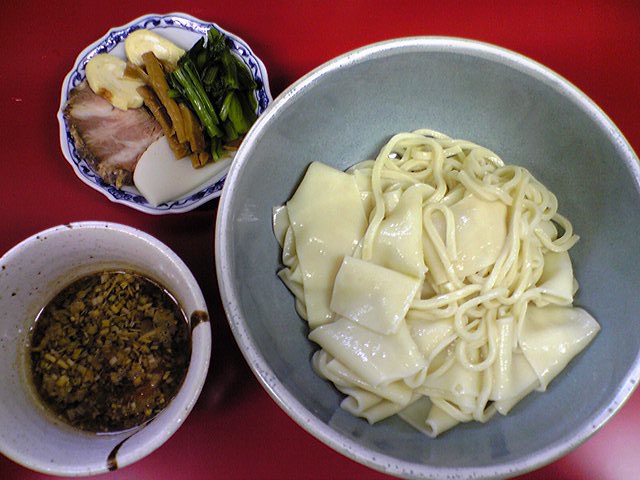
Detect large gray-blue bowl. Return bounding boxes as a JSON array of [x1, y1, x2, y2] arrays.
[[215, 37, 640, 479]]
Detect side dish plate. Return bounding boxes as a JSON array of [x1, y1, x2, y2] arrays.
[[57, 12, 272, 214]]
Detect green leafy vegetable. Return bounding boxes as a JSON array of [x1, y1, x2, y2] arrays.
[[169, 27, 259, 161]]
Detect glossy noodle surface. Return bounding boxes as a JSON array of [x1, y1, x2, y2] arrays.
[[273, 129, 600, 437]]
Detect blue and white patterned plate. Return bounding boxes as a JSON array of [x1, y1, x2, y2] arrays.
[[57, 12, 272, 215]]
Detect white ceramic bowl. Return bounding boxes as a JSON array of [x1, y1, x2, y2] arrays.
[[58, 12, 272, 214], [0, 222, 211, 476], [216, 37, 640, 478]]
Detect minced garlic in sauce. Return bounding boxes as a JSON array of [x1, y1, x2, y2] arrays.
[[29, 270, 191, 433]]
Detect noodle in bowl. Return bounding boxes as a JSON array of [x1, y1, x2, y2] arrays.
[[273, 129, 600, 438], [216, 37, 640, 478]]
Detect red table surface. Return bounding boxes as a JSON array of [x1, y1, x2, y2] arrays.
[[1, 1, 639, 479]]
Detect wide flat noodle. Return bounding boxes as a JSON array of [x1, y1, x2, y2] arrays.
[[309, 317, 425, 387], [370, 185, 427, 278], [449, 194, 507, 279], [330, 256, 421, 335], [520, 305, 600, 389], [272, 205, 289, 248], [406, 317, 456, 363], [489, 316, 540, 405], [286, 162, 367, 328], [535, 250, 575, 306], [422, 193, 507, 283], [312, 350, 414, 405], [493, 353, 539, 415]]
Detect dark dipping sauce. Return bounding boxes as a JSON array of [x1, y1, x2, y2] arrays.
[[29, 270, 191, 433]]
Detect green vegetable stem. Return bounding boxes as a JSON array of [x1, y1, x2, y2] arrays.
[[169, 27, 259, 161]]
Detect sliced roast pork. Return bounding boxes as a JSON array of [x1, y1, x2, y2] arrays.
[[64, 81, 163, 188]]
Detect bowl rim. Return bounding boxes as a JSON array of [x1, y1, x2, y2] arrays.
[[0, 221, 212, 475], [215, 36, 640, 478], [57, 12, 272, 215]]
